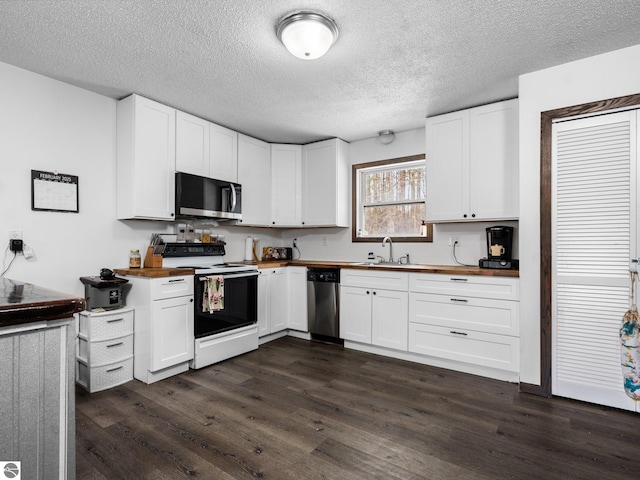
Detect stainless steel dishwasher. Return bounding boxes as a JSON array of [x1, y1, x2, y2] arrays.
[[307, 267, 341, 342]]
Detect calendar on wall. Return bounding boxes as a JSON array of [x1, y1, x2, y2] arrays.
[[31, 169, 79, 213]]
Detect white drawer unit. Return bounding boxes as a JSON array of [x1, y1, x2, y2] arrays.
[[78, 307, 133, 341], [409, 292, 519, 336], [409, 273, 519, 300], [76, 307, 134, 392], [409, 323, 519, 373]]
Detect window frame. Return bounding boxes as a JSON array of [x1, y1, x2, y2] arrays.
[[351, 154, 433, 243]]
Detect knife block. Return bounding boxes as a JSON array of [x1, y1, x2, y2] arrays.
[[143, 246, 163, 268]]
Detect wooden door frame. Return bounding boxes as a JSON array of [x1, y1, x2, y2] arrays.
[[520, 92, 640, 397]]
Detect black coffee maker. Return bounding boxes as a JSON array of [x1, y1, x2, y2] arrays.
[[479, 226, 519, 269]]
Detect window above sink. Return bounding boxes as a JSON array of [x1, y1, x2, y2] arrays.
[[352, 154, 432, 243]]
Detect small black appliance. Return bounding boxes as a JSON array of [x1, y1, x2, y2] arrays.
[[479, 226, 519, 269], [80, 271, 129, 311]]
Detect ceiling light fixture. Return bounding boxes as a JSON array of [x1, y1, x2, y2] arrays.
[[378, 130, 395, 145], [276, 11, 339, 60]]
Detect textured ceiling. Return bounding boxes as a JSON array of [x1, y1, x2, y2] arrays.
[[1, 0, 639, 144]]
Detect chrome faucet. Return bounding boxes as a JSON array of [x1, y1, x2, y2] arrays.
[[382, 236, 393, 263]]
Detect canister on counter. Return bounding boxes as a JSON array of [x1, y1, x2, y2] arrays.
[[129, 249, 141, 268]]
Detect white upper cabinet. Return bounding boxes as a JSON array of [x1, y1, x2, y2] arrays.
[[271, 144, 302, 227], [117, 94, 176, 221], [176, 111, 238, 182], [210, 123, 238, 183], [426, 99, 519, 222], [237, 134, 271, 226], [175, 111, 210, 177], [302, 138, 349, 227]]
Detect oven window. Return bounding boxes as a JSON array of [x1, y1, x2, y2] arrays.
[[194, 274, 257, 338]]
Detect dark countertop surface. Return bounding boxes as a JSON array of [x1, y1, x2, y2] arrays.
[[0, 278, 86, 328]]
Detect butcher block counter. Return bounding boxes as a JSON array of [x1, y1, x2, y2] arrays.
[[248, 260, 519, 277], [0, 278, 82, 480]]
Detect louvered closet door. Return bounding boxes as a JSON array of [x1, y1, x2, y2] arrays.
[[552, 110, 638, 411]]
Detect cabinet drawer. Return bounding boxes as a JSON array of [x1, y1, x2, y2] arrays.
[[77, 333, 133, 366], [409, 292, 518, 336], [408, 323, 519, 372], [341, 269, 408, 291], [79, 308, 134, 341], [151, 275, 193, 300], [409, 273, 518, 300], [76, 356, 133, 393]]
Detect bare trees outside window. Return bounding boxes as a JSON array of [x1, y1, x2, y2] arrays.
[[352, 154, 432, 242]]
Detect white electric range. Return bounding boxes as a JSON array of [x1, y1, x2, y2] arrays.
[[163, 242, 259, 369]]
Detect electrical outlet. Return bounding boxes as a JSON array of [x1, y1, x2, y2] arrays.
[[10, 239, 23, 252], [293, 238, 298, 248], [9, 229, 22, 240], [322, 236, 329, 246], [448, 236, 458, 246]]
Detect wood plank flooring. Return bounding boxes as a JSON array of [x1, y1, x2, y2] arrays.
[[76, 337, 640, 479]]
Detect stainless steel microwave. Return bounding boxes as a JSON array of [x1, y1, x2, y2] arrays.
[[175, 172, 242, 220]]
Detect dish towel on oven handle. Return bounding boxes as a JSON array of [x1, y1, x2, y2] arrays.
[[203, 275, 224, 313]]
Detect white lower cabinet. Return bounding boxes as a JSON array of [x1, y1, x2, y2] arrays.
[[287, 266, 308, 332], [340, 286, 372, 343], [340, 269, 520, 382], [408, 323, 519, 372], [408, 273, 520, 378], [122, 275, 194, 384], [258, 267, 288, 337], [340, 269, 409, 350], [258, 266, 308, 338]]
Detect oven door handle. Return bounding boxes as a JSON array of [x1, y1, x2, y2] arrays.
[[199, 272, 258, 281]]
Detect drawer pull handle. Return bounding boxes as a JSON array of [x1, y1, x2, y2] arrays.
[[107, 318, 124, 323], [106, 342, 124, 348], [450, 330, 468, 336], [168, 279, 185, 283], [450, 298, 468, 303], [106, 366, 124, 373], [450, 278, 468, 282]]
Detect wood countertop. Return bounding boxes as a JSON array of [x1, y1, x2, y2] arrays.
[[248, 260, 519, 277], [0, 278, 86, 328], [113, 261, 518, 278], [113, 267, 195, 278]]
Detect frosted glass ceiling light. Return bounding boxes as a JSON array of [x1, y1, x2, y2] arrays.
[[276, 11, 338, 60], [378, 130, 395, 145]]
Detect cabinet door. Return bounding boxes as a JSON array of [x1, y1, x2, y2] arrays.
[[340, 286, 372, 343], [469, 99, 519, 220], [116, 94, 176, 220], [287, 267, 308, 331], [257, 270, 270, 337], [302, 139, 349, 227], [271, 144, 302, 226], [151, 295, 194, 371], [425, 110, 468, 222], [210, 122, 238, 183], [372, 289, 408, 350], [176, 111, 210, 177], [269, 268, 288, 332], [237, 134, 271, 226]]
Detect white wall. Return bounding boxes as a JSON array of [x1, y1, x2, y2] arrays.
[[283, 129, 516, 265], [518, 43, 640, 385], [0, 62, 281, 297]]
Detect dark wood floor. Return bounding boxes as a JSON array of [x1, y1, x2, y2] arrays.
[[76, 337, 640, 479]]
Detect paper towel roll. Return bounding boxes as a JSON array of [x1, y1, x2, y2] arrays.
[[245, 237, 253, 261]]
